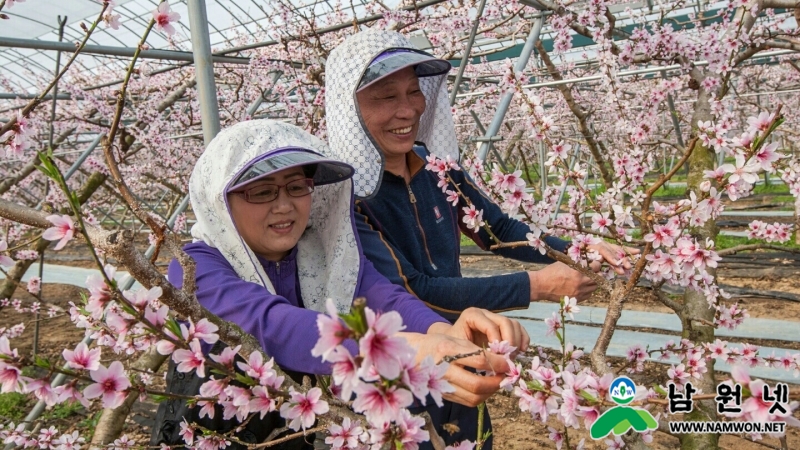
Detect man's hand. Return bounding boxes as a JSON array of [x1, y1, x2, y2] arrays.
[[586, 242, 640, 274], [528, 262, 597, 302]]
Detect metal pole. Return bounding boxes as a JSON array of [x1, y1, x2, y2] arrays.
[[449, 0, 487, 106], [48, 16, 67, 147], [476, 16, 544, 161], [456, 49, 797, 100], [0, 36, 250, 65], [661, 70, 685, 149], [187, 0, 221, 145], [63, 134, 103, 181]]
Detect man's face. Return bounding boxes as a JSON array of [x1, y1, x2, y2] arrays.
[[356, 67, 427, 161]]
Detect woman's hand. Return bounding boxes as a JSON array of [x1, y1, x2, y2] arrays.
[[427, 308, 529, 352], [401, 331, 511, 407]]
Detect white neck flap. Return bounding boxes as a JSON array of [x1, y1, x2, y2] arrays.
[[325, 29, 459, 198], [189, 120, 359, 314]]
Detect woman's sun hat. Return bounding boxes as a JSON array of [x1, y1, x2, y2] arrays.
[[228, 147, 354, 192]]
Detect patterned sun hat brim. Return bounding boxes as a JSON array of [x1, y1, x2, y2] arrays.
[[357, 48, 452, 91]]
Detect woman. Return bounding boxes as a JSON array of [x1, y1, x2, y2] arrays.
[[324, 30, 635, 320], [150, 120, 525, 449]]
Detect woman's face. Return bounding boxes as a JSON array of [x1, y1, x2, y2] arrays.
[[228, 166, 312, 261], [356, 67, 427, 161]]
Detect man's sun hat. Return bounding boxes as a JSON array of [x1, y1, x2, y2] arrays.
[[357, 48, 451, 91], [228, 147, 355, 192]]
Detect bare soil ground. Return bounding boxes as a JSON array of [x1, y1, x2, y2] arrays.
[[1, 248, 799, 448]]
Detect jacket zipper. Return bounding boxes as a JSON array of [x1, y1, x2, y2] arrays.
[[276, 261, 280, 276], [406, 182, 437, 270]]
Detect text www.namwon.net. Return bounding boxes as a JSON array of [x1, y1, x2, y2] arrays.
[[668, 421, 786, 434]]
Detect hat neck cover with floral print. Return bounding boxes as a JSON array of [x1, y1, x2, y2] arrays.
[[325, 29, 459, 199], [189, 119, 360, 314]]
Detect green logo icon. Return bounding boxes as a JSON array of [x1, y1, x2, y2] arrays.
[[590, 376, 658, 440]]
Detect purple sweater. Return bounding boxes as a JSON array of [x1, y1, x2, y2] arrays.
[[168, 241, 447, 375]]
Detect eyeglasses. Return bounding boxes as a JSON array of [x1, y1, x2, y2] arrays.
[[233, 178, 315, 203]]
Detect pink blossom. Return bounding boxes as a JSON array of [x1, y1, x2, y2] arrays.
[[152, 2, 181, 36], [4, 0, 26, 8], [352, 383, 412, 426], [144, 304, 169, 328], [279, 387, 329, 431], [0, 361, 23, 393], [402, 356, 432, 403], [461, 204, 485, 232], [189, 318, 219, 344], [236, 351, 278, 386], [172, 339, 206, 377], [667, 364, 690, 387], [55, 431, 85, 449], [425, 359, 454, 407], [55, 383, 90, 407], [720, 154, 760, 186], [396, 408, 430, 450], [112, 434, 136, 449], [63, 342, 101, 371], [85, 264, 116, 318], [591, 213, 612, 233], [178, 420, 194, 446], [746, 111, 774, 134], [104, 13, 121, 30], [754, 142, 784, 171], [545, 312, 562, 336], [207, 345, 241, 370], [327, 345, 360, 401], [42, 215, 76, 250], [312, 299, 352, 360], [445, 190, 459, 207], [562, 296, 580, 320], [359, 309, 410, 380], [83, 361, 131, 409], [222, 385, 252, 421], [249, 386, 277, 418], [0, 240, 15, 267], [26, 276, 40, 295], [326, 417, 364, 450], [122, 286, 162, 310], [489, 340, 517, 357]]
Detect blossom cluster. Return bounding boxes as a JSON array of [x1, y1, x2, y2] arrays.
[[312, 299, 465, 450]]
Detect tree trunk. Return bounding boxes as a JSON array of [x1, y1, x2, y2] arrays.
[[89, 347, 168, 448], [677, 87, 720, 450]]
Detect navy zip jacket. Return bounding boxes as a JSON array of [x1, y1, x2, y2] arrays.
[[354, 144, 569, 319]]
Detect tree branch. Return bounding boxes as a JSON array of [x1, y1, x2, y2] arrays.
[[535, 40, 615, 189], [717, 243, 800, 256]]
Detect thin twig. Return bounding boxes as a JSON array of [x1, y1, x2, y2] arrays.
[[250, 425, 326, 449]]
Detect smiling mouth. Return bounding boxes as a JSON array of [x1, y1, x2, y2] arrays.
[[270, 221, 293, 229], [388, 126, 412, 135]]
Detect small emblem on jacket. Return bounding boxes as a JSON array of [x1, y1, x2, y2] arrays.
[[433, 206, 444, 223]]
